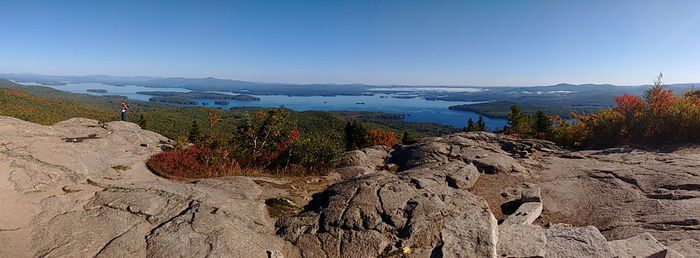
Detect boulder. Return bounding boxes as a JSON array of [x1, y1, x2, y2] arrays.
[[545, 225, 616, 258], [401, 160, 480, 190], [441, 209, 499, 258], [608, 232, 685, 258], [392, 132, 546, 174], [338, 150, 370, 167], [497, 224, 547, 258], [338, 145, 391, 169], [277, 162, 498, 257]]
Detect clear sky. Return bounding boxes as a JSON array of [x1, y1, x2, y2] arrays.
[[1, 0, 699, 86]]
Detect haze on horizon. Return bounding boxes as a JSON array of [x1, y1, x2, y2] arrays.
[[1, 0, 700, 86]]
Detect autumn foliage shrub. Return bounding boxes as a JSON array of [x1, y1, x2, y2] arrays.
[[365, 129, 399, 147], [146, 146, 240, 179], [574, 74, 700, 146], [507, 74, 700, 148], [545, 74, 700, 147]]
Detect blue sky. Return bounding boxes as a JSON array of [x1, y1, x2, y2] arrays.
[[1, 0, 699, 86]]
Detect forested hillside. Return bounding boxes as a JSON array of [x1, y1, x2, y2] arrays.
[[0, 87, 117, 124]]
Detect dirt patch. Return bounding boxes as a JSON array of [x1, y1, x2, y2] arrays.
[[470, 171, 574, 228], [254, 175, 336, 218], [469, 172, 527, 221], [265, 198, 301, 218]]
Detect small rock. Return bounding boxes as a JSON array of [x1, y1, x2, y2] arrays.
[[503, 202, 543, 225], [304, 177, 321, 184]]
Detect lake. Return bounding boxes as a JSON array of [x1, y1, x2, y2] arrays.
[[24, 82, 507, 130]]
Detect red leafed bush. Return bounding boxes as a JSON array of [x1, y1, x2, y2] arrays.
[[645, 85, 676, 115], [364, 129, 399, 147], [146, 146, 239, 179], [614, 94, 644, 115]]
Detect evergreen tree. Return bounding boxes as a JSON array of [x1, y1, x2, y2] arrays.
[[188, 120, 201, 144], [465, 118, 475, 132], [533, 111, 551, 135], [476, 115, 487, 131], [401, 131, 414, 144], [137, 114, 147, 129], [506, 105, 529, 135], [344, 120, 368, 150], [506, 105, 523, 129]]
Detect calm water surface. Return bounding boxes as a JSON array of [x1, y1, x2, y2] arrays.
[[27, 82, 507, 130]]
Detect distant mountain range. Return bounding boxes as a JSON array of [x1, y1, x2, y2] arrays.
[[3, 73, 697, 92], [2, 73, 698, 118]]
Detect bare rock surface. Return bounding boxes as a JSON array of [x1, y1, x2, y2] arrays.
[[277, 158, 497, 257], [533, 148, 700, 257], [544, 225, 616, 258], [0, 116, 297, 258], [2, 118, 699, 258], [388, 131, 699, 257]]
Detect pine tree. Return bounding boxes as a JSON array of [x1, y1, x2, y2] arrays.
[[402, 131, 409, 143], [465, 118, 475, 132], [401, 131, 414, 144], [506, 105, 529, 135], [188, 120, 201, 144], [476, 115, 487, 131], [533, 111, 551, 136], [137, 114, 147, 129], [344, 121, 368, 150]]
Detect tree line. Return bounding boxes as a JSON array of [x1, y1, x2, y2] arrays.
[[501, 74, 700, 148]]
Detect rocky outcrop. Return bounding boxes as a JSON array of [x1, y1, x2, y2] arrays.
[[0, 117, 297, 258], [277, 159, 495, 257], [391, 132, 558, 173], [534, 148, 700, 258], [280, 131, 696, 258], [2, 117, 698, 258]]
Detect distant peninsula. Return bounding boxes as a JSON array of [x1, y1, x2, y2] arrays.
[[138, 91, 259, 105], [86, 89, 108, 93]]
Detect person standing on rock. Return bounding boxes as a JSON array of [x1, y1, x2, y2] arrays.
[[120, 101, 129, 121]]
